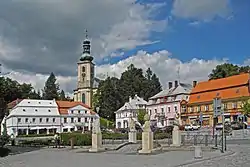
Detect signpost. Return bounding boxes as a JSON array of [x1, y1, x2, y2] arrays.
[[213, 97, 226, 152], [237, 114, 246, 138], [199, 112, 203, 128]]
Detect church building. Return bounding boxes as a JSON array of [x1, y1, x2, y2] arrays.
[[73, 33, 100, 108]]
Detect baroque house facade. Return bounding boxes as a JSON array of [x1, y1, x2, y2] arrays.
[[147, 80, 193, 127]]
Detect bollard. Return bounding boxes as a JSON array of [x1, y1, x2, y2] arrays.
[[215, 135, 218, 148], [194, 146, 203, 159], [70, 137, 75, 149]]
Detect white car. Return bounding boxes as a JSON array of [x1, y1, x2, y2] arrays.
[[184, 124, 192, 131], [192, 124, 200, 130]]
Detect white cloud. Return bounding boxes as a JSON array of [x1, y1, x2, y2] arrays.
[[171, 0, 231, 22], [244, 59, 250, 66], [2, 50, 226, 96], [0, 0, 167, 75]]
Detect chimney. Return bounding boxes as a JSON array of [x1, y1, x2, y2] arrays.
[[174, 80, 178, 88], [193, 81, 197, 88], [168, 82, 173, 89]]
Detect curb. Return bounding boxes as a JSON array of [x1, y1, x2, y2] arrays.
[[173, 150, 236, 167]]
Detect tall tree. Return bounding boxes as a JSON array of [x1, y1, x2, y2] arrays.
[[43, 72, 59, 100], [59, 90, 66, 100], [209, 63, 250, 80]]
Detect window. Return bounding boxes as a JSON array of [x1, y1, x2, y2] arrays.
[[236, 89, 240, 93], [52, 118, 55, 123], [32, 118, 35, 123], [190, 107, 194, 113], [39, 118, 42, 123], [46, 118, 49, 123], [85, 118, 87, 122], [168, 107, 171, 112], [223, 103, 228, 109], [48, 109, 51, 112], [149, 110, 152, 115], [17, 118, 21, 123], [23, 109, 26, 112], [174, 106, 178, 112], [205, 105, 209, 111], [181, 106, 186, 113], [78, 110, 81, 114], [35, 109, 38, 112], [154, 109, 157, 113], [25, 118, 28, 123], [71, 110, 74, 114], [232, 102, 237, 109], [49, 102, 52, 104], [38, 102, 41, 104], [216, 92, 220, 96], [28, 101, 30, 103], [82, 66, 86, 72], [91, 118, 93, 122], [78, 117, 81, 122], [161, 108, 164, 114], [197, 95, 200, 99], [71, 118, 74, 123], [85, 110, 87, 114], [64, 118, 67, 123], [197, 106, 201, 112]]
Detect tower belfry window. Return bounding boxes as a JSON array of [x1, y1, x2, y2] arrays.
[[82, 66, 85, 73]]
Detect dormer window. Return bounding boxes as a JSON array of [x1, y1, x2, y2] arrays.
[[49, 102, 52, 104], [71, 110, 74, 114], [48, 109, 51, 112], [216, 92, 220, 96], [197, 95, 200, 99], [35, 109, 38, 112], [236, 89, 240, 93], [23, 109, 26, 112], [28, 101, 30, 103], [38, 102, 41, 104]]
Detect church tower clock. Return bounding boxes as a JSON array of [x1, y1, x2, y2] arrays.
[[73, 31, 95, 108]]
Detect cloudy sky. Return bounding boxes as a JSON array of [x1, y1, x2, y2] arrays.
[[0, 0, 250, 95]]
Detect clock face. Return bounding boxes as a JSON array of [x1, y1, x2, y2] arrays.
[[82, 73, 86, 77]]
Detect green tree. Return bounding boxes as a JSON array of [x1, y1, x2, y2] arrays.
[[209, 63, 250, 80], [137, 109, 146, 125], [0, 122, 9, 147], [241, 97, 250, 117], [59, 90, 66, 100], [43, 72, 60, 100]]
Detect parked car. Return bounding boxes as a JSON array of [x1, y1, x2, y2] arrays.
[[231, 121, 247, 130], [192, 124, 200, 130], [184, 124, 192, 131], [215, 123, 223, 130]]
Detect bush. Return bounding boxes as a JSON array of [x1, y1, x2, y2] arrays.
[[61, 133, 92, 146], [0, 147, 11, 157], [18, 134, 54, 138]]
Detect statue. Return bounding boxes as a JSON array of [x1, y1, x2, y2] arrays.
[[173, 113, 180, 130], [129, 115, 136, 131], [92, 118, 101, 134], [143, 114, 151, 132]]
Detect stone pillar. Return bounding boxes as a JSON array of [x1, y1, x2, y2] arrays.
[[128, 130, 137, 143], [37, 129, 39, 134], [89, 133, 102, 152], [139, 131, 153, 154], [171, 126, 181, 146], [26, 129, 29, 135]]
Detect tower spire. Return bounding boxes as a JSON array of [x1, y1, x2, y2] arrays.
[[85, 29, 88, 39], [80, 29, 92, 61]]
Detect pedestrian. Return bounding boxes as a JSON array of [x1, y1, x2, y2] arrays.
[[54, 133, 58, 148]]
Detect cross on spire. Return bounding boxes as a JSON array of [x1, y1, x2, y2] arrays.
[[85, 29, 88, 39]]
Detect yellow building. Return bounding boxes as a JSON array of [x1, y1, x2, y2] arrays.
[[181, 73, 250, 127]]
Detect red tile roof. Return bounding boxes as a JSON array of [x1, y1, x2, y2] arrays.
[[7, 99, 23, 109], [189, 73, 250, 104], [56, 101, 95, 115]]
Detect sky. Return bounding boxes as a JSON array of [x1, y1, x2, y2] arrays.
[[0, 0, 250, 96]]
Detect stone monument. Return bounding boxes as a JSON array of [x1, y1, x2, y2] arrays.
[[171, 113, 181, 146], [89, 117, 102, 152], [128, 115, 137, 143], [139, 114, 153, 154]]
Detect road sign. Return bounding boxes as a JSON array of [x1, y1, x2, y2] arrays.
[[199, 112, 203, 122], [213, 98, 222, 117]]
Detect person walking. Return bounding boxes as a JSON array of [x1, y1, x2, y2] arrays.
[[54, 133, 59, 148]]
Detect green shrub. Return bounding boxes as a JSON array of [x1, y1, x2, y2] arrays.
[[18, 134, 54, 138]]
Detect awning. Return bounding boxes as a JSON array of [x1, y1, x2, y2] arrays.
[[46, 126, 57, 129], [63, 125, 74, 129], [30, 127, 46, 130]]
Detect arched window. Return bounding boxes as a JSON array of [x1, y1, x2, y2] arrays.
[[82, 93, 86, 104], [117, 122, 121, 128], [82, 66, 85, 72]]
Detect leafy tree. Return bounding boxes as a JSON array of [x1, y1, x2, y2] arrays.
[[43, 72, 60, 100], [0, 122, 9, 148], [137, 109, 146, 125], [209, 63, 250, 80], [241, 97, 250, 117], [59, 90, 66, 100]]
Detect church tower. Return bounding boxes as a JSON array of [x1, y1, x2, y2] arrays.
[[73, 31, 95, 108]]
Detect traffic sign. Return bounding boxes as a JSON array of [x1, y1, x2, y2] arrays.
[[199, 112, 203, 122], [213, 98, 222, 117]]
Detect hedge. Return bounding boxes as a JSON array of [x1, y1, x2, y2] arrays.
[[17, 132, 172, 146]]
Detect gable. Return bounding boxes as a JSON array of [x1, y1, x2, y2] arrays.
[[69, 104, 89, 111]]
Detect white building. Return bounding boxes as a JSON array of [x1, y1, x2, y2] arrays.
[[147, 81, 193, 127], [115, 95, 147, 129], [1, 99, 98, 137]]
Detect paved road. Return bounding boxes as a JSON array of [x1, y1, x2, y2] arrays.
[[184, 144, 250, 167]]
